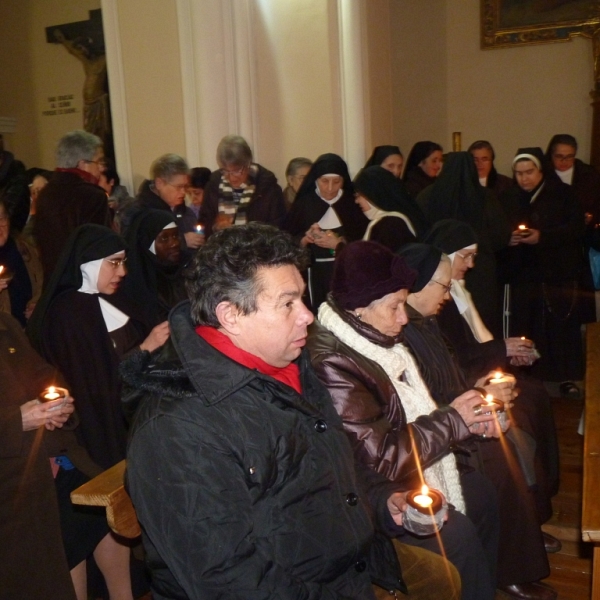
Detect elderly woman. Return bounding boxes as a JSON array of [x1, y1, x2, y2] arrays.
[[417, 152, 511, 337], [307, 240, 501, 600], [364, 145, 404, 178], [354, 165, 429, 244], [402, 141, 443, 199], [200, 135, 285, 238], [28, 224, 169, 600], [33, 130, 111, 282], [283, 153, 369, 311], [498, 147, 585, 393], [0, 198, 42, 325], [283, 157, 312, 210], [136, 153, 202, 252], [398, 242, 556, 600], [123, 209, 187, 324], [427, 219, 560, 512]]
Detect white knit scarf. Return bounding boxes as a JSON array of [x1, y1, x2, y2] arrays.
[[318, 302, 465, 512]]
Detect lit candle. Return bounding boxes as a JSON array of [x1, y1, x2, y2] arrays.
[[404, 485, 447, 535], [488, 370, 516, 386], [195, 224, 204, 235], [39, 385, 68, 403], [413, 485, 433, 508], [0, 265, 13, 282], [518, 224, 530, 235]]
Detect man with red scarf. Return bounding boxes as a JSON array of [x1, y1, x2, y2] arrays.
[[122, 223, 461, 600], [33, 130, 111, 284]]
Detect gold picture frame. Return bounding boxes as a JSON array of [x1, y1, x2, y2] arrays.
[[481, 0, 600, 49]]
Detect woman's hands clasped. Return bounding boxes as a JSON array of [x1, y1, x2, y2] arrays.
[[20, 395, 75, 431]]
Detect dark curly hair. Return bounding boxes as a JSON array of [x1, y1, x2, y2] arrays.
[[184, 223, 309, 326]]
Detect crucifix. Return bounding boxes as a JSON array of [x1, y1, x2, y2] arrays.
[[46, 9, 114, 161]]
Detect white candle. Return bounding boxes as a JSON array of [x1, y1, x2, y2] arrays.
[[196, 224, 204, 234]]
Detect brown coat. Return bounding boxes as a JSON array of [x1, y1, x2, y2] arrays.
[[306, 300, 470, 488], [0, 313, 100, 599]]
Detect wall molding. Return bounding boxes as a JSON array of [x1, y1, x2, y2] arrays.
[[337, 0, 367, 176], [100, 0, 134, 193]]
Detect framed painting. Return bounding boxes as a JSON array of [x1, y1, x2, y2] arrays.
[[481, 0, 600, 49]]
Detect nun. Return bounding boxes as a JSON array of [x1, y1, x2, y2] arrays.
[[27, 224, 170, 599], [497, 147, 585, 394], [417, 152, 511, 337], [353, 165, 429, 244], [402, 141, 443, 199], [363, 144, 404, 178], [123, 209, 187, 324], [283, 153, 368, 311], [398, 241, 556, 600]]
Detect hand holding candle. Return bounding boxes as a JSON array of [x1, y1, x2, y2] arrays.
[[403, 485, 447, 535], [21, 388, 73, 431], [0, 265, 13, 292]]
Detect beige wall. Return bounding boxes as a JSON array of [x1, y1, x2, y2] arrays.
[[0, 0, 101, 169], [390, 0, 593, 174], [114, 0, 186, 191], [364, 0, 394, 151], [250, 0, 342, 182]]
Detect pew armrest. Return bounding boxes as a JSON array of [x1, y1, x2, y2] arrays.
[[70, 459, 141, 539], [583, 322, 600, 543]]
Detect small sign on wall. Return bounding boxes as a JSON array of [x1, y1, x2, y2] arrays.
[[42, 94, 79, 117]]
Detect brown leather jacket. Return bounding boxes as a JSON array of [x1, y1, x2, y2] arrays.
[[307, 299, 471, 488]]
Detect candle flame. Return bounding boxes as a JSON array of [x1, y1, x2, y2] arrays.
[[48, 386, 55, 393], [518, 224, 526, 230], [494, 371, 502, 379], [0, 266, 3, 275], [421, 484, 429, 495], [485, 394, 494, 403], [520, 336, 525, 340]]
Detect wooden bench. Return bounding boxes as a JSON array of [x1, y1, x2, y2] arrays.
[[582, 321, 600, 597], [70, 459, 140, 538]]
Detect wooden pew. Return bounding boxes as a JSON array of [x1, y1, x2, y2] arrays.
[[70, 459, 140, 538], [582, 321, 600, 597]]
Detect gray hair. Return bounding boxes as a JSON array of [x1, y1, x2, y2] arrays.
[[185, 223, 308, 327], [285, 157, 313, 178], [216, 135, 253, 167], [56, 130, 103, 168], [150, 153, 189, 181]]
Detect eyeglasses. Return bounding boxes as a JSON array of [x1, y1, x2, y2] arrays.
[[84, 159, 107, 168], [552, 153, 575, 162], [431, 280, 452, 294], [456, 251, 477, 264], [104, 256, 127, 268], [220, 165, 248, 177]]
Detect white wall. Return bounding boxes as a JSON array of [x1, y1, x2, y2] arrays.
[[391, 0, 594, 174]]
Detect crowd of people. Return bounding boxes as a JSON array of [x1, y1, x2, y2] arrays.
[[1, 127, 598, 600]]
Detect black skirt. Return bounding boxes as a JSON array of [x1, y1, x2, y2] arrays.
[[55, 467, 109, 569]]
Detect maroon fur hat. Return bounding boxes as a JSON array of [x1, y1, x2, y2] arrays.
[[331, 241, 416, 310]]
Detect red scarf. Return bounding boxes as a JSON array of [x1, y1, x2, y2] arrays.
[[55, 167, 99, 186], [196, 326, 302, 394]]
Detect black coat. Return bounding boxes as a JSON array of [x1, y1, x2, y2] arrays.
[[200, 164, 286, 238], [34, 171, 111, 284], [498, 176, 585, 284], [122, 302, 406, 599]]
